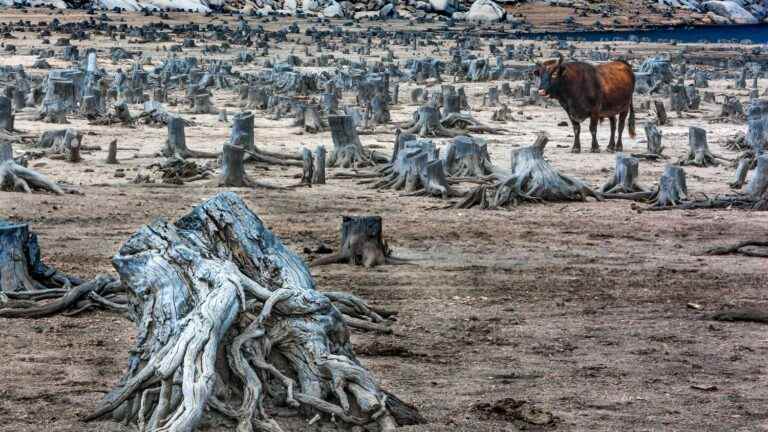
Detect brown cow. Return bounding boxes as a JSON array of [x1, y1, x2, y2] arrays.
[[533, 53, 635, 153]]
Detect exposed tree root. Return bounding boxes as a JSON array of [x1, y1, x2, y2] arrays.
[[455, 134, 598, 209], [711, 309, 768, 324], [705, 240, 768, 257], [440, 112, 507, 134], [401, 106, 462, 138], [599, 153, 647, 195], [84, 192, 421, 431]]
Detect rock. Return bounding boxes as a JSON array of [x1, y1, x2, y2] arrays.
[[284, 0, 297, 12], [467, 0, 504, 22], [323, 0, 344, 17], [703, 1, 758, 23], [429, 0, 456, 12], [379, 2, 395, 16], [302, 0, 320, 10], [706, 10, 732, 23]]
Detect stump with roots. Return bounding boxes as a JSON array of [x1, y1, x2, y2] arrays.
[[0, 143, 65, 195], [0, 95, 14, 131], [731, 156, 752, 189], [440, 113, 506, 134], [163, 115, 218, 159], [599, 153, 646, 194], [49, 128, 82, 162], [368, 94, 390, 125], [746, 99, 768, 154], [372, 137, 454, 199], [328, 115, 386, 168], [106, 139, 118, 164], [313, 145, 326, 185], [644, 121, 664, 157], [402, 106, 460, 138], [455, 134, 598, 209], [670, 84, 687, 115], [192, 92, 216, 114], [231, 111, 302, 167], [85, 192, 422, 431], [114, 101, 133, 125], [679, 127, 719, 167], [491, 104, 512, 122], [311, 216, 406, 268], [441, 135, 493, 178], [648, 165, 688, 208], [219, 140, 277, 189], [746, 154, 768, 199], [721, 96, 746, 121], [484, 86, 499, 107]]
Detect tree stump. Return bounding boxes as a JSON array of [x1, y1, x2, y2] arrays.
[[105, 139, 118, 164], [456, 134, 597, 209], [653, 100, 668, 125], [369, 94, 390, 125], [0, 148, 64, 194], [649, 165, 688, 208], [163, 115, 218, 159], [192, 92, 216, 114], [685, 84, 700, 110], [746, 99, 768, 155], [0, 95, 14, 131], [81, 94, 100, 118], [328, 115, 385, 168], [599, 153, 646, 194], [485, 86, 499, 107], [721, 96, 745, 121], [736, 67, 747, 89], [441, 135, 493, 177], [85, 193, 420, 430], [410, 88, 423, 105], [746, 154, 768, 199], [679, 126, 718, 167], [303, 104, 323, 133], [670, 84, 687, 115], [219, 142, 253, 187], [312, 216, 397, 268], [730, 157, 751, 189], [49, 128, 82, 163], [301, 147, 314, 185], [644, 121, 664, 156], [402, 105, 460, 138], [313, 145, 326, 185]]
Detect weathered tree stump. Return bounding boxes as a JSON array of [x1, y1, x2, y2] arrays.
[[371, 137, 453, 199], [721, 96, 745, 121], [303, 104, 323, 133], [85, 193, 422, 431], [0, 143, 65, 194], [49, 128, 82, 162], [313, 145, 326, 184], [441, 135, 493, 177], [484, 86, 499, 108], [642, 121, 664, 158], [599, 153, 646, 194], [402, 105, 460, 138], [679, 126, 718, 167], [301, 147, 314, 185], [312, 216, 404, 268], [219, 142, 255, 187], [653, 100, 668, 125], [670, 84, 688, 115], [163, 115, 218, 159], [456, 134, 597, 209], [746, 154, 768, 199], [105, 139, 118, 164], [0, 95, 14, 131], [328, 115, 386, 168], [192, 92, 216, 114], [648, 165, 688, 208], [730, 157, 751, 189]]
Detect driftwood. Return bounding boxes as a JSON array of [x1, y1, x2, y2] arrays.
[[84, 192, 423, 431]]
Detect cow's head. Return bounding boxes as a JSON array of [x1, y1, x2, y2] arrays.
[[533, 53, 565, 98]]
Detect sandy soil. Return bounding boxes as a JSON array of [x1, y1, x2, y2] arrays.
[[1, 12, 768, 432]]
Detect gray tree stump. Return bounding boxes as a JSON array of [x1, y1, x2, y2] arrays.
[[163, 115, 217, 159], [0, 143, 64, 195], [746, 154, 768, 199], [301, 147, 314, 185], [328, 115, 385, 168], [599, 153, 646, 194], [670, 84, 688, 115], [649, 165, 688, 208], [312, 216, 402, 268], [679, 126, 718, 167], [105, 139, 118, 164], [0, 95, 14, 131], [654, 100, 668, 125], [313, 145, 326, 184], [403, 105, 460, 138], [644, 121, 664, 156], [85, 193, 422, 431], [441, 135, 492, 177]]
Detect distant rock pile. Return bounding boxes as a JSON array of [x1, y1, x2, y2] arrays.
[[659, 0, 767, 24]]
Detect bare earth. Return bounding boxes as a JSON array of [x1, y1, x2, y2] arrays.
[[1, 11, 768, 432]]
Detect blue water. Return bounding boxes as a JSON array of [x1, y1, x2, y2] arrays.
[[518, 23, 768, 44]]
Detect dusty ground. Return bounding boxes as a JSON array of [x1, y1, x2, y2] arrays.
[[1, 12, 768, 432]]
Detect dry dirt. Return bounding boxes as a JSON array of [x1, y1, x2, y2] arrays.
[[1, 11, 767, 432]]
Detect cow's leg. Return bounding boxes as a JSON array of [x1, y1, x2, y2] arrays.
[[616, 110, 628, 152], [570, 118, 581, 153], [589, 115, 599, 153], [607, 116, 616, 152]]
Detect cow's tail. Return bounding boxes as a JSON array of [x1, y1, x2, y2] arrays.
[[628, 101, 636, 139]]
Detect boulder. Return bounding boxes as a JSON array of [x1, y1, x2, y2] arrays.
[[323, 0, 344, 17], [466, 0, 504, 22], [703, 0, 758, 23], [430, 0, 456, 12]]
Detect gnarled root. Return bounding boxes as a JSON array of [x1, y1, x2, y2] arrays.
[[0, 160, 65, 195], [311, 216, 407, 269], [85, 193, 421, 432]]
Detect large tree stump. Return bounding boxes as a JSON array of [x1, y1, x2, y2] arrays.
[[328, 115, 386, 168], [218, 142, 266, 188], [85, 193, 421, 430], [679, 126, 718, 167], [163, 115, 218, 159], [643, 121, 664, 157], [441, 135, 493, 178], [402, 105, 460, 138], [312, 216, 405, 268], [599, 153, 646, 194], [371, 137, 453, 199], [456, 134, 597, 209], [648, 165, 688, 208]]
